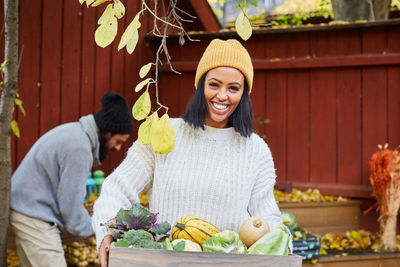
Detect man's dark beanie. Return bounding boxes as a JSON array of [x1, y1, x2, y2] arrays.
[[94, 92, 133, 134]]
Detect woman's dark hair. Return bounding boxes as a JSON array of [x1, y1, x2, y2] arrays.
[[182, 75, 253, 137]]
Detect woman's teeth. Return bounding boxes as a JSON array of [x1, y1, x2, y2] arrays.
[[213, 103, 228, 110]]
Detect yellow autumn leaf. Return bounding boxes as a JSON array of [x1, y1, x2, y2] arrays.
[[118, 12, 140, 51], [150, 113, 175, 154], [139, 62, 153, 79], [92, 0, 111, 7], [132, 90, 151, 121], [126, 24, 140, 54], [97, 4, 114, 24], [11, 120, 20, 138], [95, 5, 118, 48], [113, 0, 125, 19], [14, 98, 26, 116], [95, 19, 118, 48], [134, 78, 152, 93], [138, 112, 156, 145], [235, 11, 252, 41], [80, 0, 95, 6]]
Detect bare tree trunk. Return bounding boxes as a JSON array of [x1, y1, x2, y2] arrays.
[[381, 213, 397, 251], [0, 0, 19, 265]]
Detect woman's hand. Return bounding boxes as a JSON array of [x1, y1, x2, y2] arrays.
[[99, 235, 113, 267]]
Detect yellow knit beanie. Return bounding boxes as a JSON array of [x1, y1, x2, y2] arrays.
[[194, 39, 254, 94]]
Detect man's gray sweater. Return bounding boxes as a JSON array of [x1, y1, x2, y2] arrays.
[[11, 115, 100, 237]]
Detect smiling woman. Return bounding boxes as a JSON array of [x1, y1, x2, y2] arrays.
[[182, 38, 254, 137], [92, 39, 290, 267]]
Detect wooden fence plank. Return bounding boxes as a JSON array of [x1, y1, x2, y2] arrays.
[[362, 28, 388, 186], [247, 36, 266, 138], [287, 32, 310, 183], [16, 0, 42, 166], [61, 0, 82, 124], [387, 26, 400, 148], [335, 29, 362, 187], [80, 4, 96, 116], [362, 67, 387, 186], [265, 71, 287, 182], [178, 37, 204, 116], [287, 70, 309, 183], [264, 33, 288, 182], [336, 69, 362, 186], [310, 68, 336, 184], [40, 0, 62, 135], [309, 30, 336, 57], [309, 31, 337, 184], [388, 66, 400, 148]]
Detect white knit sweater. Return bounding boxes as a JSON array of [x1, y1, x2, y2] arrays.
[[92, 118, 282, 248]]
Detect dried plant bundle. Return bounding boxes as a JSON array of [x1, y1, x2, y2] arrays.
[[369, 146, 400, 251]]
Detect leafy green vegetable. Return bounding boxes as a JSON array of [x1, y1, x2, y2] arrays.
[[124, 229, 153, 244], [149, 221, 171, 235], [114, 239, 129, 247], [202, 230, 247, 253], [281, 211, 297, 232], [101, 203, 171, 242], [171, 239, 202, 252], [116, 204, 153, 230], [162, 238, 173, 250], [248, 224, 290, 255], [115, 229, 161, 249], [172, 240, 186, 251]]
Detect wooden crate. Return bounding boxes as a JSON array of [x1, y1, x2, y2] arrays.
[[303, 252, 400, 267], [109, 247, 302, 267], [279, 200, 362, 235]]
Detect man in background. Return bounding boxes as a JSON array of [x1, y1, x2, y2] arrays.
[[10, 92, 133, 267]]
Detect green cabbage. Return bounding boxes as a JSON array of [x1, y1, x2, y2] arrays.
[[248, 224, 290, 255], [202, 230, 247, 253]]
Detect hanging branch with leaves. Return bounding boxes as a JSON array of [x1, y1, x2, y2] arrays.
[[79, 0, 253, 154]]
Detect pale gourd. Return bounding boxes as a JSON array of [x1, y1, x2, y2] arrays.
[[238, 217, 269, 247]]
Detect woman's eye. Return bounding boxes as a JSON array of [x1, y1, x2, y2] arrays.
[[229, 86, 239, 91], [209, 83, 218, 87]]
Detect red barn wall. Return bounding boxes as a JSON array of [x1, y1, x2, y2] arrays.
[[2, 0, 400, 204], [153, 21, 400, 199]]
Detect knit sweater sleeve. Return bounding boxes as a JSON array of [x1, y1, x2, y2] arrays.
[[247, 136, 282, 231], [92, 141, 155, 249]]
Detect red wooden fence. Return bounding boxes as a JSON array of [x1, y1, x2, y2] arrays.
[[155, 21, 400, 198], [2, 0, 400, 200]]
